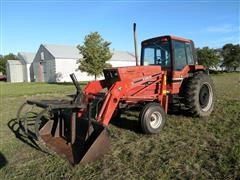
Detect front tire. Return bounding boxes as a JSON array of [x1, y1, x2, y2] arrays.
[[139, 102, 167, 134]]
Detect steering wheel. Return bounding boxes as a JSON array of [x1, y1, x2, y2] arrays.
[[156, 58, 163, 65]]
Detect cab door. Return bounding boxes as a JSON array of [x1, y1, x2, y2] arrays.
[[171, 40, 194, 94]]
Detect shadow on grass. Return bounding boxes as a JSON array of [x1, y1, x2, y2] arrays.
[[168, 109, 191, 117], [110, 109, 142, 134], [7, 118, 46, 153], [110, 105, 193, 133], [0, 152, 7, 169], [110, 117, 142, 134], [167, 104, 193, 117], [48, 82, 88, 86]]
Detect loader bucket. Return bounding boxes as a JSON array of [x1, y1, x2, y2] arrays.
[[36, 111, 110, 165], [16, 73, 110, 165]]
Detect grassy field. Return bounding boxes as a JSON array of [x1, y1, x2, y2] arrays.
[[0, 73, 239, 179]]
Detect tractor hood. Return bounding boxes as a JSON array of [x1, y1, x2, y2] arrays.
[[103, 65, 163, 88]]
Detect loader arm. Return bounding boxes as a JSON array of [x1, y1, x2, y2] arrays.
[[84, 70, 168, 127], [96, 81, 130, 126]]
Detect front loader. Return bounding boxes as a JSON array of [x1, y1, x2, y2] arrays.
[[17, 26, 214, 165]]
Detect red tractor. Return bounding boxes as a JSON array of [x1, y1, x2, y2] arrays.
[[17, 27, 214, 165]]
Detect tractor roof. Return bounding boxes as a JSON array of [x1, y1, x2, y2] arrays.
[[142, 35, 192, 44]]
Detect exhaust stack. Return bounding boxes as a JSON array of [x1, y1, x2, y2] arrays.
[[133, 23, 139, 66]]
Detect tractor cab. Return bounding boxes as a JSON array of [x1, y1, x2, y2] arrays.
[[140, 35, 201, 94], [140, 35, 196, 70]]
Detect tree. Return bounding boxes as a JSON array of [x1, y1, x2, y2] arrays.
[[222, 44, 240, 71], [196, 47, 220, 70], [77, 32, 112, 80], [0, 53, 18, 74]]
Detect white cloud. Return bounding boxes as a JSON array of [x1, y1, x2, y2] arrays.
[[199, 36, 240, 48], [188, 24, 239, 36], [204, 24, 238, 33]]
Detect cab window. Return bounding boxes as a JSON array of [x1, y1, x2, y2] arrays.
[[173, 41, 187, 70], [185, 43, 194, 65], [141, 40, 171, 68]]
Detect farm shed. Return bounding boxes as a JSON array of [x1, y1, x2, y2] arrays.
[[109, 50, 136, 67], [17, 52, 35, 82], [33, 44, 136, 83], [6, 60, 24, 83], [32, 44, 83, 82]]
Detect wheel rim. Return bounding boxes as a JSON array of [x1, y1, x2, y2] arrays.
[[149, 111, 162, 129], [199, 82, 213, 112]]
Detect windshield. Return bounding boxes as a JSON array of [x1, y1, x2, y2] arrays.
[[141, 40, 171, 68]]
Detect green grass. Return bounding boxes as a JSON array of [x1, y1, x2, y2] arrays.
[[0, 73, 239, 179], [0, 82, 87, 97]]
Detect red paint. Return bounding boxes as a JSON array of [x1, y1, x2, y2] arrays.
[[74, 35, 205, 128], [80, 62, 204, 127], [81, 66, 168, 126], [170, 35, 191, 42]]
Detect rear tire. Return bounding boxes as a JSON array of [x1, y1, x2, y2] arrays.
[[184, 72, 214, 117], [139, 102, 166, 134]]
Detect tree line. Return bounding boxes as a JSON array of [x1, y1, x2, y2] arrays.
[[196, 44, 240, 71], [78, 33, 240, 79], [0, 54, 19, 74]]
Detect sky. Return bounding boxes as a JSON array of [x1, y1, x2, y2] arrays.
[[0, 0, 239, 55]]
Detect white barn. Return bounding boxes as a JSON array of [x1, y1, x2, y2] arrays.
[[110, 50, 136, 67], [32, 44, 136, 82], [6, 60, 25, 83], [6, 52, 35, 83], [18, 52, 35, 82]]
